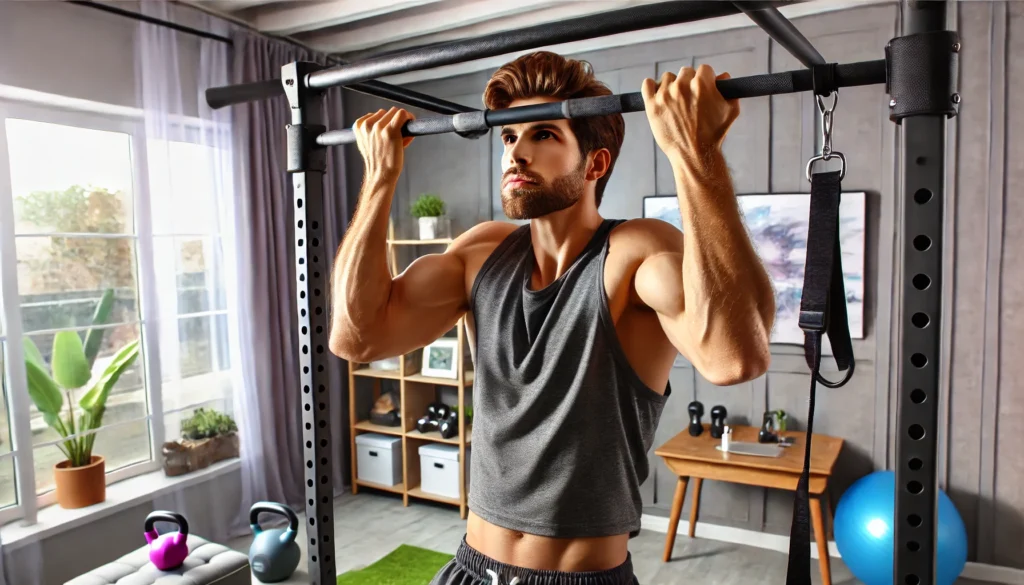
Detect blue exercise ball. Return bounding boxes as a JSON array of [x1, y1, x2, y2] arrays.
[[833, 470, 967, 585]]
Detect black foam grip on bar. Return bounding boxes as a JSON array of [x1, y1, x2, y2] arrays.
[[306, 1, 777, 90], [886, 30, 959, 121], [205, 79, 283, 109]]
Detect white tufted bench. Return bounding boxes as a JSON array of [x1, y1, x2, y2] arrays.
[[65, 534, 250, 585]]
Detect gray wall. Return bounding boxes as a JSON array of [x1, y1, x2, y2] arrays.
[[343, 1, 1024, 569], [0, 1, 205, 116]]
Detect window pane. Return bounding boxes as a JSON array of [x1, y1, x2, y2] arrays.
[[163, 314, 232, 412], [6, 119, 135, 235], [175, 237, 226, 314], [147, 140, 221, 235], [34, 416, 151, 495], [16, 236, 139, 332], [25, 323, 145, 446], [0, 345, 12, 456], [0, 457, 15, 509]]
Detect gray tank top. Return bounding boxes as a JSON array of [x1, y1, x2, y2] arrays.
[[467, 218, 671, 539]]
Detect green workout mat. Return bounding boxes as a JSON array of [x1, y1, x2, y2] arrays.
[[336, 544, 454, 585]]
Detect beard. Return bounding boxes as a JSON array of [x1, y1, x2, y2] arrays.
[[500, 159, 587, 220]]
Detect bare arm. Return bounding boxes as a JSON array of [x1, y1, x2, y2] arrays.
[[637, 64, 775, 385], [328, 107, 467, 362]]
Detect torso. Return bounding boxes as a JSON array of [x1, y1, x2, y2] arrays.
[[453, 218, 679, 572]]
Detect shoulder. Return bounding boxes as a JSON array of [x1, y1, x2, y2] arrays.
[[447, 221, 521, 259], [608, 218, 683, 260]]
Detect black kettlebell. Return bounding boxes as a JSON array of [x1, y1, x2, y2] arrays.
[[249, 502, 301, 583], [687, 401, 705, 436], [710, 405, 728, 439]]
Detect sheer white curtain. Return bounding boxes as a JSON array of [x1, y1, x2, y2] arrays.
[[135, 3, 244, 541]]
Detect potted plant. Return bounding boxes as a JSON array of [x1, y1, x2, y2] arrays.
[[410, 193, 448, 240], [23, 288, 141, 509], [162, 407, 239, 477]]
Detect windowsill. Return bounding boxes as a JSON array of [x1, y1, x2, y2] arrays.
[[0, 458, 241, 551]]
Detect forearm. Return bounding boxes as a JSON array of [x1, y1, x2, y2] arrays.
[[672, 148, 775, 350], [330, 172, 398, 353]]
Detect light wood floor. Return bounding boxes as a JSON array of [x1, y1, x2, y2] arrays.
[[227, 489, 988, 585]]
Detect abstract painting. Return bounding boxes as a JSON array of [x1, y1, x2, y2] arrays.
[[642, 193, 866, 349]]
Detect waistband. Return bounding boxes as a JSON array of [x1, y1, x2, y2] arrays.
[[454, 537, 636, 585]]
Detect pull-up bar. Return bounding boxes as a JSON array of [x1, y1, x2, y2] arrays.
[[206, 0, 794, 109], [316, 59, 885, 146]]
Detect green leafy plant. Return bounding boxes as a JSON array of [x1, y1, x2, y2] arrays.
[[410, 193, 446, 218], [180, 408, 237, 440], [23, 288, 141, 467]]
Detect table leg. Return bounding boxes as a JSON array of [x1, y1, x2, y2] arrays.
[[688, 477, 703, 538], [663, 476, 689, 562], [826, 491, 835, 540], [810, 496, 832, 585]]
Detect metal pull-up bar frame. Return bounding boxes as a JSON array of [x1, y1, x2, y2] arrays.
[[203, 2, 958, 585]]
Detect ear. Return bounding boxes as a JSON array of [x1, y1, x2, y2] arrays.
[[586, 149, 612, 182]]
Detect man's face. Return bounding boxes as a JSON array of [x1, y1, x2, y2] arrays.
[[499, 96, 588, 220]]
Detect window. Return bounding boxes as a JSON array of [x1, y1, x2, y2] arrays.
[[0, 98, 237, 523]]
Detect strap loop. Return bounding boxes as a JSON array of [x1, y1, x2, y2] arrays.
[[811, 62, 838, 96]]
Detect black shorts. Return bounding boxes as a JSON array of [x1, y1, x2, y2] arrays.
[[429, 537, 639, 585]]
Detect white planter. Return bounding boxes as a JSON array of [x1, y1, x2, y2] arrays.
[[418, 216, 442, 240]]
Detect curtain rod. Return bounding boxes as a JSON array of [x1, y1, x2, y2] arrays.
[[66, 0, 233, 45]]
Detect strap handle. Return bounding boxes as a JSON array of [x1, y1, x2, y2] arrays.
[[785, 90, 855, 585]]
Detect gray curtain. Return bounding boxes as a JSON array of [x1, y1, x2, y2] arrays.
[[228, 30, 350, 517]]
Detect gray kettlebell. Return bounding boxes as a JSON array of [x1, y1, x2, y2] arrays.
[[249, 502, 301, 583]]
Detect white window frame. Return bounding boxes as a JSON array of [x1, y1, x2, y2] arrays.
[[0, 98, 169, 524]]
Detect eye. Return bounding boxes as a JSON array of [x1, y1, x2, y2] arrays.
[[535, 130, 553, 140], [502, 134, 517, 145]]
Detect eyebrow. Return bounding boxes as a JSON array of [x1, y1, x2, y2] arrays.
[[500, 123, 562, 137]]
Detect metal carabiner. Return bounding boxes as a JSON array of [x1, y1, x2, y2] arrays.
[[805, 90, 846, 182]]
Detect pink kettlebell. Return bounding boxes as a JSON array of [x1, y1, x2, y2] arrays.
[[145, 511, 189, 570]]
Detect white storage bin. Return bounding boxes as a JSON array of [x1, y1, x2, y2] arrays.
[[356, 433, 403, 486], [418, 443, 469, 500]]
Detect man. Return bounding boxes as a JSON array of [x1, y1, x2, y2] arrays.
[[330, 51, 775, 585]]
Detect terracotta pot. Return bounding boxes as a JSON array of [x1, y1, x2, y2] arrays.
[[54, 455, 106, 509]]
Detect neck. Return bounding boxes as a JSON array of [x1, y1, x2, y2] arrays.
[[528, 200, 604, 288]]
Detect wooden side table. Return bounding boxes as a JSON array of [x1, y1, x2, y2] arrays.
[[654, 424, 843, 585]]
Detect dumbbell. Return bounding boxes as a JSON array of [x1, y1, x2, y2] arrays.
[[710, 405, 728, 439], [416, 402, 449, 434], [687, 401, 705, 436]]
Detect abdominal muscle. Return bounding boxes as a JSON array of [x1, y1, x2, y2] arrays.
[[465, 512, 630, 572]]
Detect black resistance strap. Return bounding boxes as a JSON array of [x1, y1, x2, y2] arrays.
[[785, 169, 855, 585]]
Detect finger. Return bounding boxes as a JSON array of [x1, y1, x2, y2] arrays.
[[372, 107, 398, 131], [641, 77, 657, 102], [676, 66, 696, 85], [358, 109, 387, 132], [716, 71, 732, 81], [403, 136, 415, 148], [389, 108, 414, 129], [658, 71, 676, 96]]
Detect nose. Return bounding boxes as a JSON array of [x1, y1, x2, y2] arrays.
[[504, 136, 531, 169]]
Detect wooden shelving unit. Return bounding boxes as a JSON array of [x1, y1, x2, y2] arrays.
[[348, 229, 473, 518]]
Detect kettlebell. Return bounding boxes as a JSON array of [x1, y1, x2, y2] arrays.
[[687, 401, 704, 436], [249, 501, 301, 583], [145, 511, 189, 571], [710, 405, 728, 439]]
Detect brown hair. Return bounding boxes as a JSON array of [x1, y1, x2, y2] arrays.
[[483, 51, 624, 207]]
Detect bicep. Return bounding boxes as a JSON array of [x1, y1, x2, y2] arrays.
[[384, 251, 468, 347]]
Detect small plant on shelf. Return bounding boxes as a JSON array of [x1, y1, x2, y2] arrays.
[[410, 193, 448, 240], [162, 407, 239, 477]]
